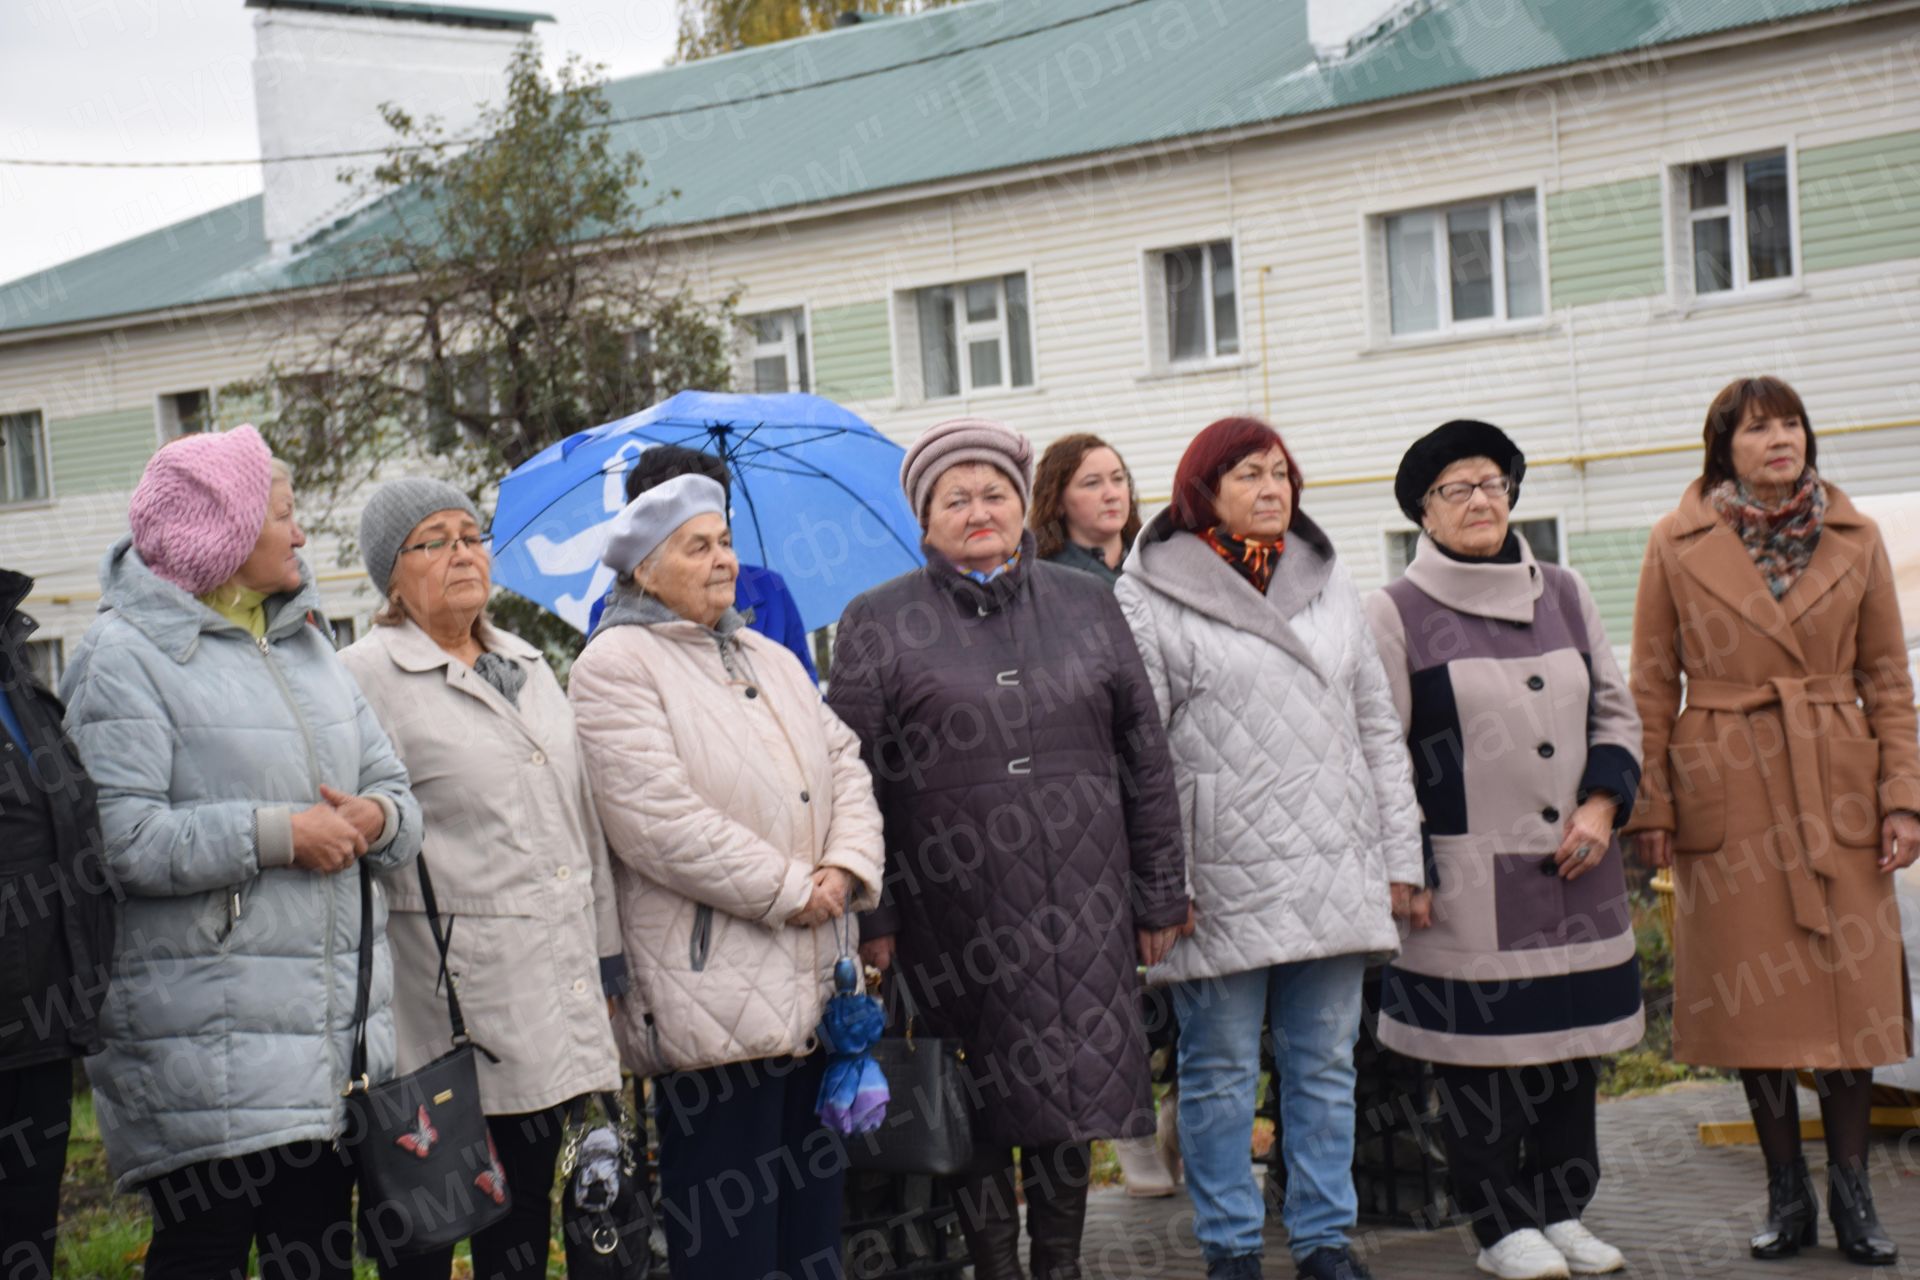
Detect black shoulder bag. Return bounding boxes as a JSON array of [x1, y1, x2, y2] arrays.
[[845, 974, 979, 1176], [560, 1089, 656, 1279], [343, 857, 511, 1266]]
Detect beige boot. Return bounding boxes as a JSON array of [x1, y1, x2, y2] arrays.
[[1157, 1084, 1182, 1185], [1116, 1134, 1175, 1197]]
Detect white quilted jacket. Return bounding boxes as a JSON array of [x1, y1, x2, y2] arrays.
[[569, 592, 885, 1077], [1116, 514, 1423, 984]]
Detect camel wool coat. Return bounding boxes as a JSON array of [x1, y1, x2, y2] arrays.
[[1626, 478, 1920, 1069]]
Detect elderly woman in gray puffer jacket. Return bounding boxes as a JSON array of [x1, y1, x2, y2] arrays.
[[62, 425, 421, 1280]]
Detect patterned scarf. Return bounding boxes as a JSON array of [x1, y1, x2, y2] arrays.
[[1708, 469, 1826, 600], [1202, 526, 1285, 594]]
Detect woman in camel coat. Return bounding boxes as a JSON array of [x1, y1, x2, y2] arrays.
[[1627, 376, 1920, 1268]]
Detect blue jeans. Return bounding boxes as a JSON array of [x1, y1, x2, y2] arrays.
[[1172, 954, 1367, 1263]]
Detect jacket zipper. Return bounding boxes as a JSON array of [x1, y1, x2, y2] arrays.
[[248, 631, 339, 1074]]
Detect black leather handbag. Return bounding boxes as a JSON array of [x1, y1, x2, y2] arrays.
[[343, 858, 510, 1266], [844, 980, 978, 1176], [560, 1090, 655, 1279]]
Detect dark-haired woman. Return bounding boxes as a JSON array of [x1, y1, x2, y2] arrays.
[[1626, 376, 1919, 1266], [1117, 418, 1422, 1280], [1032, 433, 1142, 586]]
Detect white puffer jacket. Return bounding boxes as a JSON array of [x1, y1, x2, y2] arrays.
[[569, 590, 885, 1076], [1116, 513, 1422, 984]]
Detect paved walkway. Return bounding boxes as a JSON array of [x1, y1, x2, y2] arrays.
[[1076, 1082, 1920, 1279]]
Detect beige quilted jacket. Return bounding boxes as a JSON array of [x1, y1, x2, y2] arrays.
[[569, 592, 885, 1077]]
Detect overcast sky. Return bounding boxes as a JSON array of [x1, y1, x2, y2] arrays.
[[0, 0, 680, 285]]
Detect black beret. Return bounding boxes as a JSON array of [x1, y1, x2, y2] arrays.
[[1394, 419, 1527, 524]]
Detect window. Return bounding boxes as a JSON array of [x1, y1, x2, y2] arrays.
[[1155, 240, 1239, 364], [1385, 517, 1561, 578], [159, 389, 214, 440], [24, 638, 63, 688], [739, 309, 809, 394], [912, 273, 1033, 399], [1382, 192, 1543, 336], [1685, 150, 1793, 295], [422, 356, 491, 444], [0, 411, 49, 505]]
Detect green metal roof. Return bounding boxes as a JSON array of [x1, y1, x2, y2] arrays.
[[0, 0, 1877, 337], [243, 0, 554, 30]]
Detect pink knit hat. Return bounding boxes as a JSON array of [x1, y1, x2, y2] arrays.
[[130, 424, 275, 595], [900, 417, 1035, 523]]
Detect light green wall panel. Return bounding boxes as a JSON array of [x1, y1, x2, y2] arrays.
[[1799, 128, 1920, 273], [1569, 526, 1652, 650], [50, 407, 155, 496], [1547, 178, 1665, 309], [811, 302, 892, 403]]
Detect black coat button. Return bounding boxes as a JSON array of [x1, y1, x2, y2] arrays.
[[1543, 806, 1560, 823], [745, 686, 759, 699], [800, 790, 810, 803], [1527, 675, 1545, 691], [1538, 743, 1555, 759]]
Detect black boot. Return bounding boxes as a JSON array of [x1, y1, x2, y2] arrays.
[[1025, 1141, 1091, 1280], [1025, 1171, 1089, 1280], [953, 1163, 1026, 1280], [1750, 1156, 1818, 1259], [1205, 1256, 1263, 1280], [1828, 1161, 1899, 1266], [1293, 1246, 1374, 1280]]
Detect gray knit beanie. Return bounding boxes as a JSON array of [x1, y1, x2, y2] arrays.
[[900, 417, 1035, 523], [360, 477, 483, 596]]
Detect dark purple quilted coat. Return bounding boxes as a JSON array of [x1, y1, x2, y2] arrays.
[[826, 532, 1188, 1148]]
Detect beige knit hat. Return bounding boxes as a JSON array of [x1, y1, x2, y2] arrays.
[[899, 417, 1035, 523]]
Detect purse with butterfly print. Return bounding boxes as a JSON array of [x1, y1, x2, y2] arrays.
[[342, 858, 512, 1265]]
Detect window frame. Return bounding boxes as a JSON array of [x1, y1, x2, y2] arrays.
[[23, 637, 64, 688], [736, 303, 814, 396], [888, 267, 1039, 405], [1369, 184, 1549, 344], [0, 406, 53, 509], [1140, 234, 1245, 373], [155, 387, 216, 444], [1670, 145, 1800, 304], [1381, 514, 1565, 580]]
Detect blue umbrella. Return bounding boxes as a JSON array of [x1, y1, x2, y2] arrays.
[[489, 391, 925, 634]]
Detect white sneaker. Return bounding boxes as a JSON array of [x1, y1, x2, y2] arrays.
[[1477, 1228, 1571, 1280], [1542, 1221, 1625, 1274]]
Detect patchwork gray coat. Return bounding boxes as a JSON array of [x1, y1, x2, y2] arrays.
[[1366, 534, 1644, 1067]]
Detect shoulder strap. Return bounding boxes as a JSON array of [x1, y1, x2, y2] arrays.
[[414, 854, 471, 1044], [349, 862, 375, 1086]]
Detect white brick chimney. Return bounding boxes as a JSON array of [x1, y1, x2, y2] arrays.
[[1307, 0, 1420, 62], [248, 0, 550, 254]]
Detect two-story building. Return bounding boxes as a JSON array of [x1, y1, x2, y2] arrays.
[[4, 0, 1917, 676]]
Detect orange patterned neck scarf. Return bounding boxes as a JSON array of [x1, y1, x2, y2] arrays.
[[1202, 526, 1285, 593]]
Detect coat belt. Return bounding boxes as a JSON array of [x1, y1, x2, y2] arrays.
[[1684, 674, 1859, 937]]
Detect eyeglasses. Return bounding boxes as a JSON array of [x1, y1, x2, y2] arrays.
[[399, 534, 490, 559], [1426, 476, 1514, 506]]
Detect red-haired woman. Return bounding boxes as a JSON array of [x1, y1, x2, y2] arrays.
[[1627, 376, 1919, 1266], [1116, 418, 1422, 1280], [1031, 433, 1142, 587]]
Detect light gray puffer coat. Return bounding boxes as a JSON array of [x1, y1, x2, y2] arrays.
[[1116, 513, 1423, 985], [62, 540, 422, 1190]]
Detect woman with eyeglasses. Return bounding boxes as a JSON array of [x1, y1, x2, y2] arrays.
[[1363, 421, 1642, 1280], [340, 478, 625, 1280]]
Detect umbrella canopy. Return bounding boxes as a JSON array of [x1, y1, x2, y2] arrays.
[[490, 391, 925, 633]]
